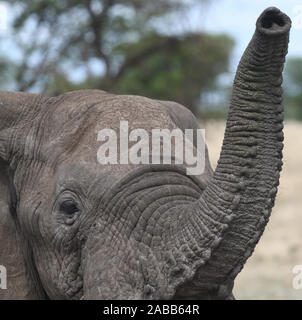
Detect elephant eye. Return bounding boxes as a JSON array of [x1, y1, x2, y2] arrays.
[[60, 200, 79, 216], [58, 199, 81, 225]]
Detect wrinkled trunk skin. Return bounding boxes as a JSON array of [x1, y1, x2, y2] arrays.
[[83, 7, 291, 300], [175, 7, 291, 298]]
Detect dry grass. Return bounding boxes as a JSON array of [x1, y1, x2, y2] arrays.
[[201, 120, 302, 300]]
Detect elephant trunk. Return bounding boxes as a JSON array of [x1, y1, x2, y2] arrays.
[[175, 7, 291, 296]]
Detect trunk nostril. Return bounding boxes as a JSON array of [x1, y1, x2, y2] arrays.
[[256, 7, 291, 36], [261, 10, 285, 28]]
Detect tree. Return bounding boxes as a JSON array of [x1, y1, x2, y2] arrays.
[[0, 0, 234, 115]]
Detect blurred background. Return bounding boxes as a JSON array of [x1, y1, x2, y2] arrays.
[[0, 0, 301, 299]]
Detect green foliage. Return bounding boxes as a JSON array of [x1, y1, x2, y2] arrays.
[[114, 33, 234, 114], [284, 57, 302, 120], [0, 0, 234, 115]]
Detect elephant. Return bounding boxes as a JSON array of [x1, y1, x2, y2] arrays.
[[0, 7, 291, 299]]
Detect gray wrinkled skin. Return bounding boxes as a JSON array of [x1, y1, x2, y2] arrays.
[[0, 8, 291, 300]]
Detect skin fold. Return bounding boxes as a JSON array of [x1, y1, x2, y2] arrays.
[[0, 7, 291, 299]]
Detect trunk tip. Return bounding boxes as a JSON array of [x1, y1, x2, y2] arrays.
[[256, 7, 291, 36]]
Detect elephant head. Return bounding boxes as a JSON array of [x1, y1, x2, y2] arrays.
[[0, 7, 291, 299]]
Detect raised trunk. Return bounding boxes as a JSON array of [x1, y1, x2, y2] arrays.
[[175, 7, 291, 297]]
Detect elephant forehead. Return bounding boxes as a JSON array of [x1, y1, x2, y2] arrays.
[[43, 93, 177, 151], [58, 97, 178, 156], [91, 96, 175, 131], [47, 92, 174, 132], [30, 91, 193, 186]]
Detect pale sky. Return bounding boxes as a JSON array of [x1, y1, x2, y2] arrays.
[[201, 0, 302, 73]]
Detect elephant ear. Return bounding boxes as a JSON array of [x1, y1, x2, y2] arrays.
[[0, 91, 40, 159], [0, 91, 43, 299]]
